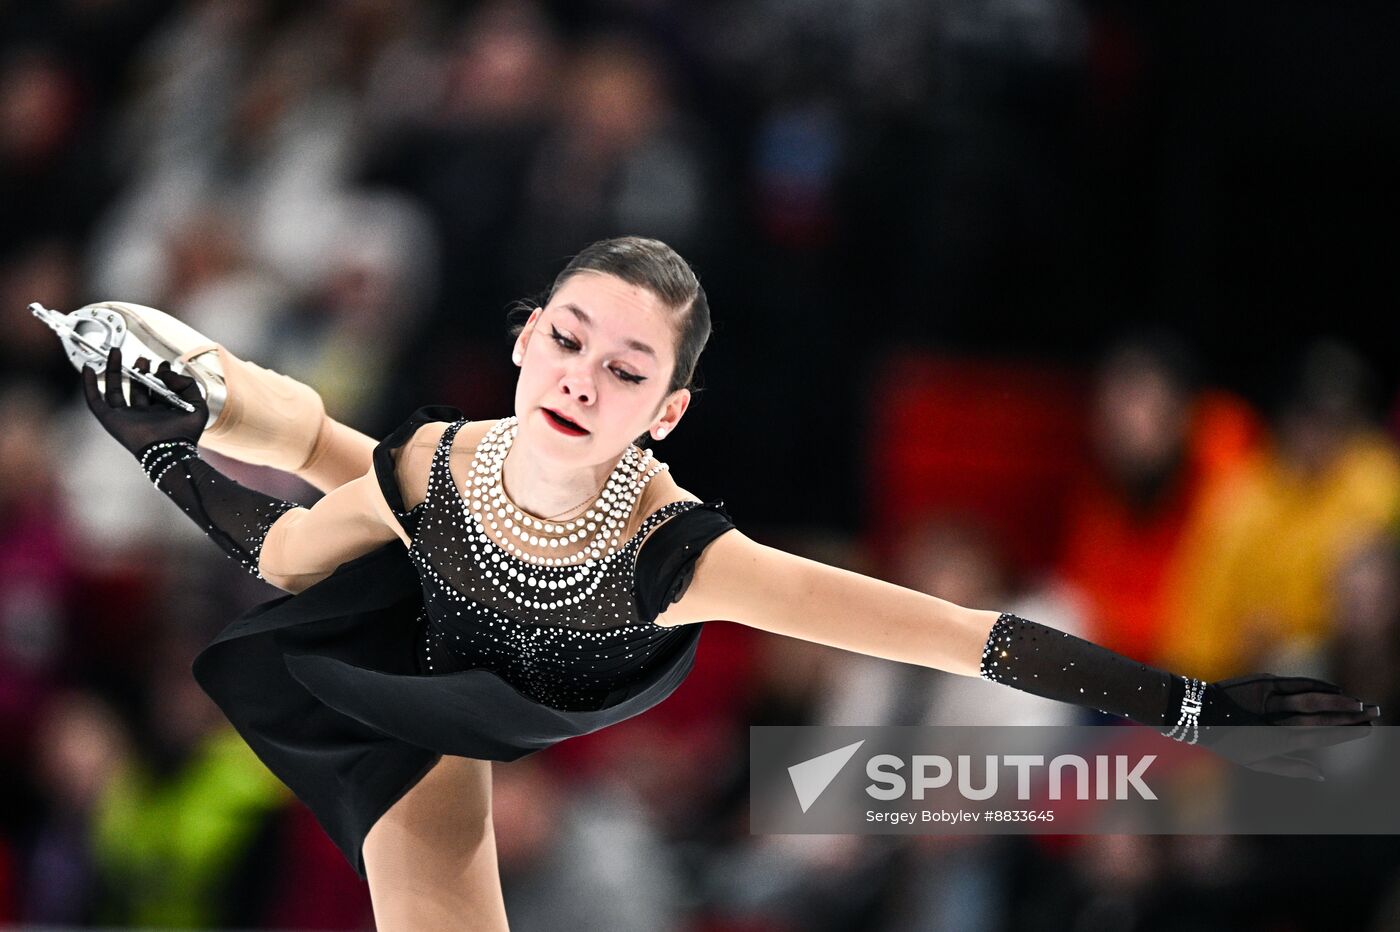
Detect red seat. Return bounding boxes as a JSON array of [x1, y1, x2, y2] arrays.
[[865, 351, 1093, 575]]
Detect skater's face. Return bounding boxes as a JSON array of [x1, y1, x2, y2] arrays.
[[512, 271, 689, 461]]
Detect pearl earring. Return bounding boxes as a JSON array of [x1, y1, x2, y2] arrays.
[[512, 350, 522, 364], [654, 426, 669, 439]]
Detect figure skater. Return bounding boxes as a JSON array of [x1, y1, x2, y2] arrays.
[[61, 237, 1378, 929]]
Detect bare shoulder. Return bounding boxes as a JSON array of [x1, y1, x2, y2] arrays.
[[635, 463, 702, 523], [641, 465, 703, 510], [628, 461, 706, 558]]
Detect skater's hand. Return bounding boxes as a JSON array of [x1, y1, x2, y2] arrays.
[[1196, 674, 1380, 780], [82, 348, 207, 457], [1208, 674, 1380, 726]]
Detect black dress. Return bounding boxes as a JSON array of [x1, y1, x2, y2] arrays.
[[192, 406, 735, 878]]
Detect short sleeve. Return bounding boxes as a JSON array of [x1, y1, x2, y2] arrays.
[[371, 405, 464, 540], [633, 501, 736, 624]]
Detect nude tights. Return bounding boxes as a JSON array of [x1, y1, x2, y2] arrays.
[[295, 414, 378, 493]]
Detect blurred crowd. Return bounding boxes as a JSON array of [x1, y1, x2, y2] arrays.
[[1, 0, 1399, 929]]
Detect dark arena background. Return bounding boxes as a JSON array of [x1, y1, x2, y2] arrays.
[[1, 1, 1398, 929]]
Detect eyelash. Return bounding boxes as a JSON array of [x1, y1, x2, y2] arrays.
[[549, 326, 646, 384]]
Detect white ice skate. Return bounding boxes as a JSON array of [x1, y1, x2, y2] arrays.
[[33, 300, 326, 471]]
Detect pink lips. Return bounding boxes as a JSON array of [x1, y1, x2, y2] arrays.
[[543, 408, 589, 436]]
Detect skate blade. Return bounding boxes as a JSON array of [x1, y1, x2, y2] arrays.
[[30, 302, 221, 424]]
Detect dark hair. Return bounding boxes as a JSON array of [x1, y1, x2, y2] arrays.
[[510, 236, 710, 394]]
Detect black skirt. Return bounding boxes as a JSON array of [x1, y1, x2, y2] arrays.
[[192, 516, 725, 878]]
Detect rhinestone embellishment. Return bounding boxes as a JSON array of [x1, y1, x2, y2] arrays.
[[405, 418, 697, 710]]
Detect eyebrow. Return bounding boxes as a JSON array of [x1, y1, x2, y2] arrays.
[[560, 303, 657, 359]]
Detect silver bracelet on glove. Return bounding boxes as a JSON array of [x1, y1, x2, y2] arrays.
[[139, 439, 195, 472], [1164, 676, 1207, 745], [140, 440, 199, 488], [141, 440, 197, 478]]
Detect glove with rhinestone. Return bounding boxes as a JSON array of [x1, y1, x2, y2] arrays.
[[979, 613, 1379, 778], [82, 347, 299, 580], [1186, 674, 1380, 779], [81, 348, 206, 460]]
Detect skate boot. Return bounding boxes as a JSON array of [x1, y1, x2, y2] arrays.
[[36, 300, 326, 472]]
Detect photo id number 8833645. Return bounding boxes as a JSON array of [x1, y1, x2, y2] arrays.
[[985, 809, 1055, 822], [865, 809, 1055, 825]]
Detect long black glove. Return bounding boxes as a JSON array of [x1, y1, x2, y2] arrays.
[[82, 348, 299, 580], [980, 613, 1380, 778]]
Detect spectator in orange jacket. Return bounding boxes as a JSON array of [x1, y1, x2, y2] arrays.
[[1056, 333, 1261, 665]]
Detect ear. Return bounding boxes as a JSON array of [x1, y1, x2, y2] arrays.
[[651, 388, 691, 440], [513, 307, 543, 365]]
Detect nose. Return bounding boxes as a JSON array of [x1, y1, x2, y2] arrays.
[[559, 369, 594, 405]]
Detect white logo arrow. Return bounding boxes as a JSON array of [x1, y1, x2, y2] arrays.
[[788, 740, 866, 813]]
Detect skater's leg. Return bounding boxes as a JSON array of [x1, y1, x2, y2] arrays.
[[295, 413, 376, 492], [188, 345, 372, 492], [362, 756, 509, 931]]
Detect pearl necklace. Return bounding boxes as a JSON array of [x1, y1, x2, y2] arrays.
[[462, 417, 669, 569]]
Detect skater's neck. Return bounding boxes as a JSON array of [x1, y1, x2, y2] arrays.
[[499, 435, 621, 521]]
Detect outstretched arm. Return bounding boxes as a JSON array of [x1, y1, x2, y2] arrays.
[[656, 529, 999, 674], [661, 531, 1381, 742]]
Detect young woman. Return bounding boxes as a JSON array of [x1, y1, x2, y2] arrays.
[[72, 236, 1378, 929]]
